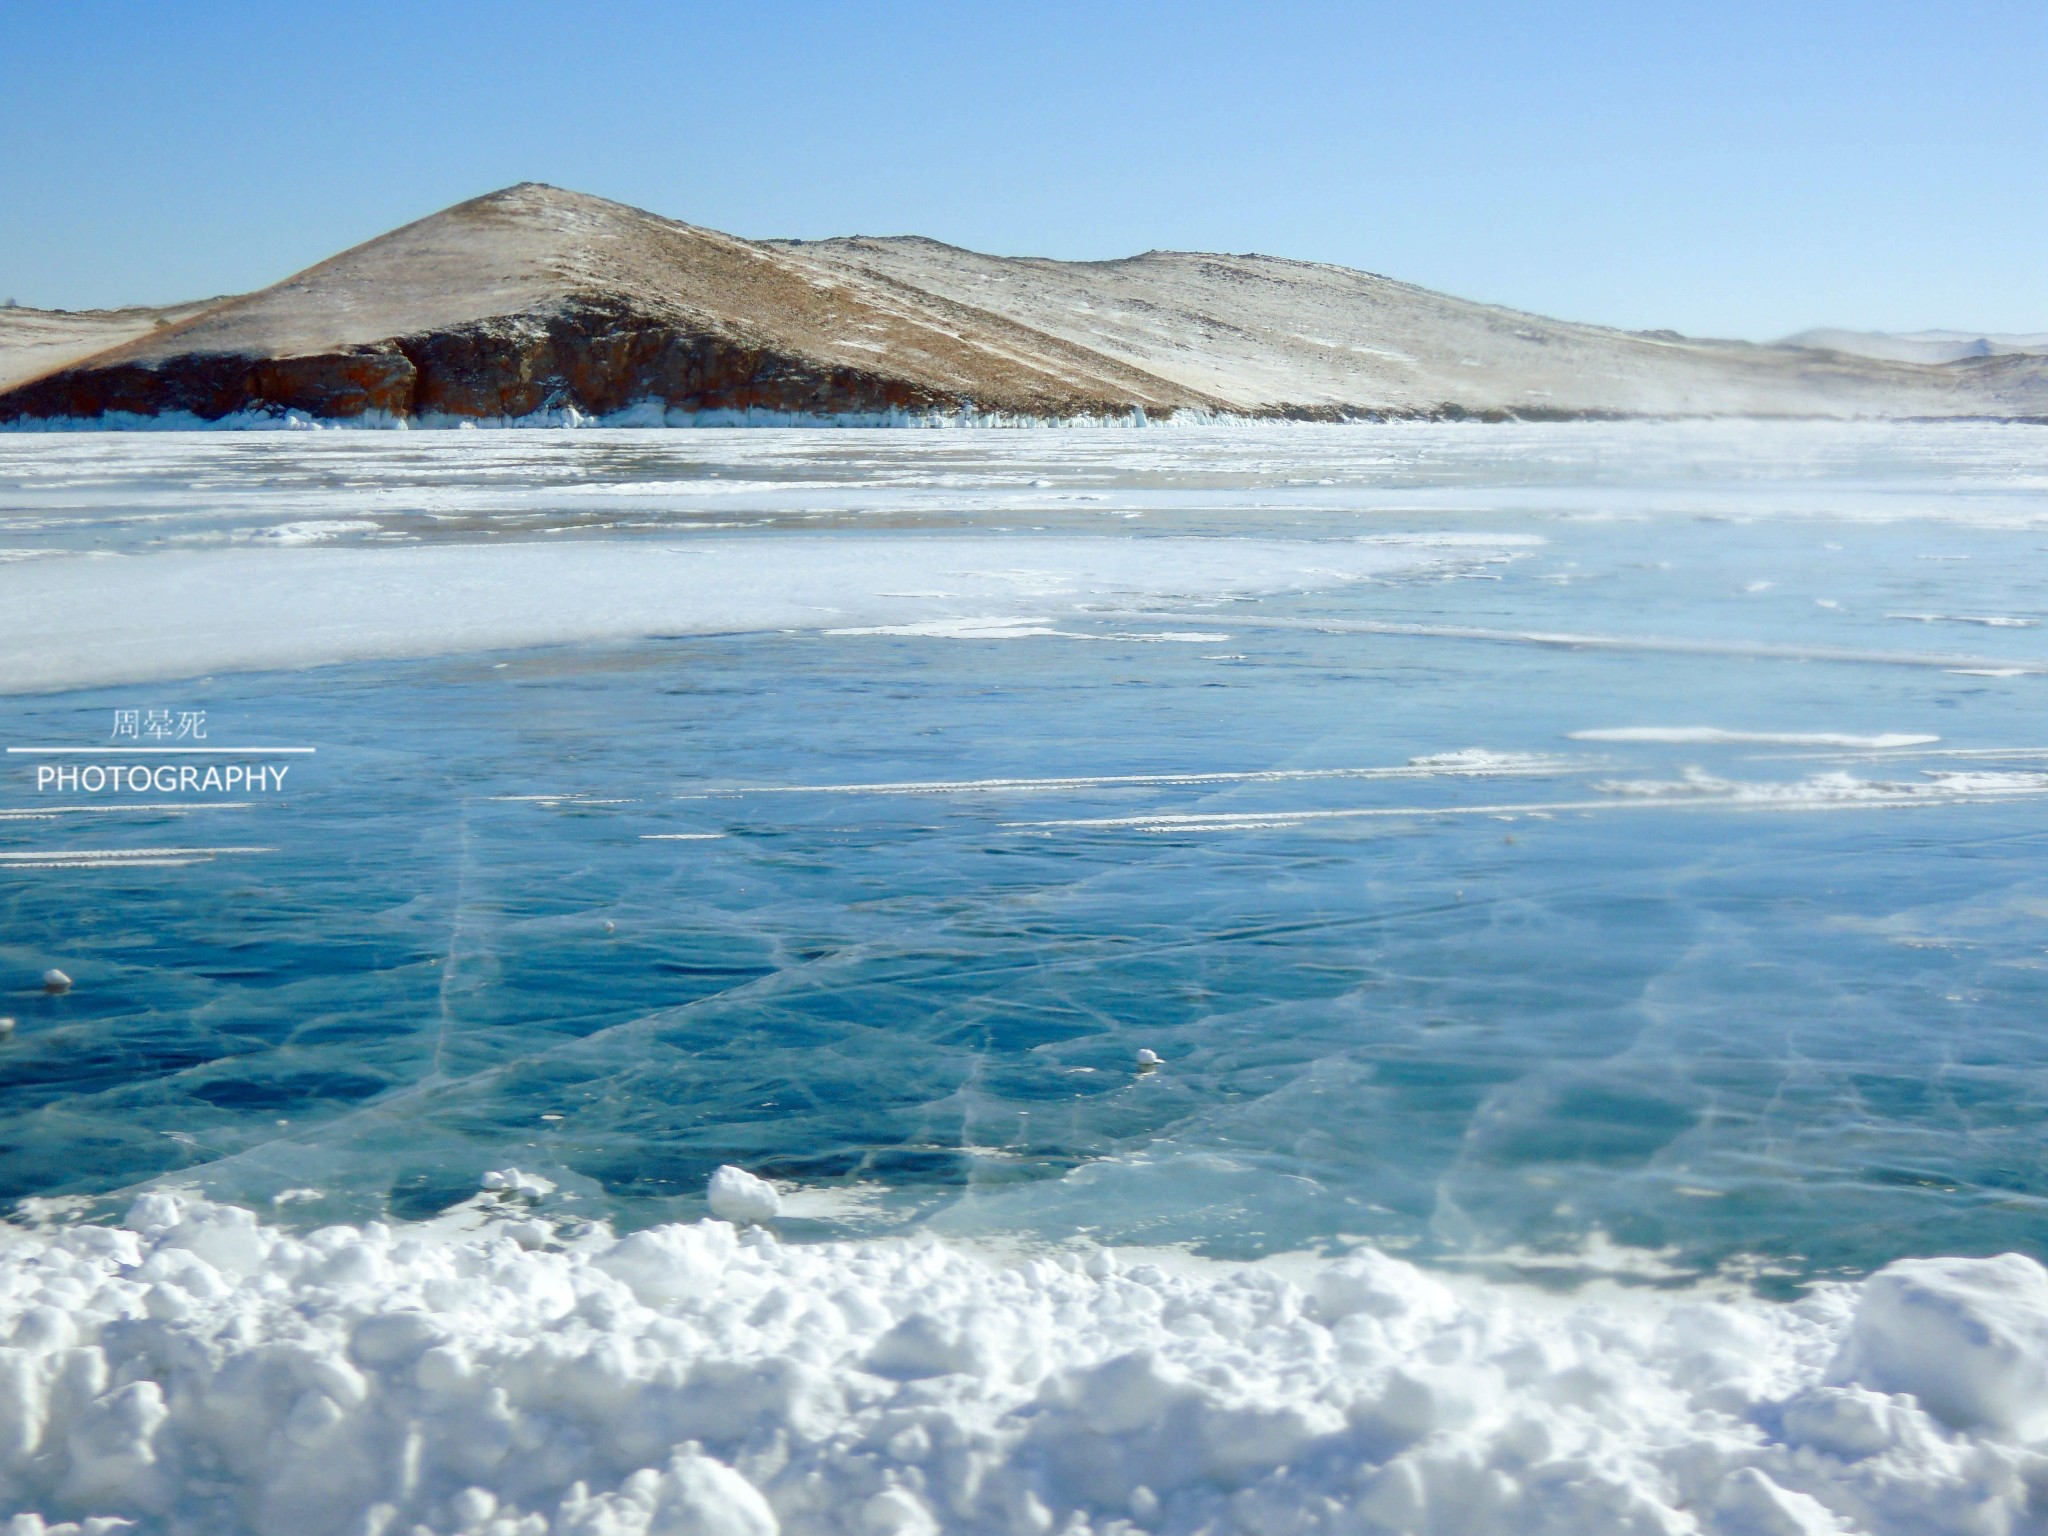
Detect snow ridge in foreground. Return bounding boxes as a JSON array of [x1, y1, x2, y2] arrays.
[[4, 1194, 2047, 1536]]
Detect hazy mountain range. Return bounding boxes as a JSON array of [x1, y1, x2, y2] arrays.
[[2, 184, 2042, 425], [1777, 328, 2048, 367]]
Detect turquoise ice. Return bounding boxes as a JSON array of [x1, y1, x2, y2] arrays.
[[1, 422, 2043, 1294]]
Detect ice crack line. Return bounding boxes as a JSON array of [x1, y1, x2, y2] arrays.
[[1107, 610, 2048, 673]]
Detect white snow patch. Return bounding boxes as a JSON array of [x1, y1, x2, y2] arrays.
[[1593, 768, 2048, 804], [1405, 749, 1572, 772], [1885, 612, 2039, 629], [1828, 1253, 2048, 1440], [246, 519, 381, 545], [479, 1168, 555, 1199], [826, 616, 1068, 640], [1571, 727, 1941, 749], [2, 1198, 2047, 1535], [0, 534, 1495, 693]]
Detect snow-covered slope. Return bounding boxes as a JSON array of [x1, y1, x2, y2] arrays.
[[780, 236, 2047, 418], [3, 184, 2043, 425], [0, 299, 221, 392]]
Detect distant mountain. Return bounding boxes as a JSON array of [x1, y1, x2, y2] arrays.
[[2, 184, 2043, 425], [1781, 328, 2048, 367]]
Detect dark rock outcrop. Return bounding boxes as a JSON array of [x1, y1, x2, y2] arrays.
[[0, 304, 982, 424]]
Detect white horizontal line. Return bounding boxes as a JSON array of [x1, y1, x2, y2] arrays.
[[1776, 746, 2048, 762], [1015, 798, 1644, 829], [698, 762, 1577, 797], [0, 803, 251, 818], [641, 832, 728, 841], [486, 795, 635, 804], [1109, 611, 2048, 674], [3, 858, 213, 870], [6, 747, 316, 755], [1010, 789, 2048, 831], [0, 846, 273, 862]]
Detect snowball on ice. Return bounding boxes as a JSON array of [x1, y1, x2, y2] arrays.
[[707, 1164, 781, 1223]]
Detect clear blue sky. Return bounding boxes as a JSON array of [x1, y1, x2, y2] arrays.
[[3, 1, 2042, 339]]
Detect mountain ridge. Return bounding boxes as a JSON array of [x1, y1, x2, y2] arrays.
[[3, 183, 2042, 425]]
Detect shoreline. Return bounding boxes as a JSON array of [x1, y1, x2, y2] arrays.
[[7, 403, 2048, 432]]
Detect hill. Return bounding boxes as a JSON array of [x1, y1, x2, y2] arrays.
[[2, 184, 2042, 424]]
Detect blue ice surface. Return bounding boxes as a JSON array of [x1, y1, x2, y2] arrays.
[[1, 423, 2045, 1295]]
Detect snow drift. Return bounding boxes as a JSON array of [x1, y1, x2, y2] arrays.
[[4, 1194, 2048, 1536]]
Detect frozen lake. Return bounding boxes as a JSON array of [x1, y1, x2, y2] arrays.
[[6, 422, 2048, 1535], [3, 422, 2046, 1290]]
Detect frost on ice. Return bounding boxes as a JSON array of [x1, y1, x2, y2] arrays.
[[4, 1195, 2048, 1535]]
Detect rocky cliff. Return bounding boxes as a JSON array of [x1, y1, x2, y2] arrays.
[[3, 184, 2042, 425]]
